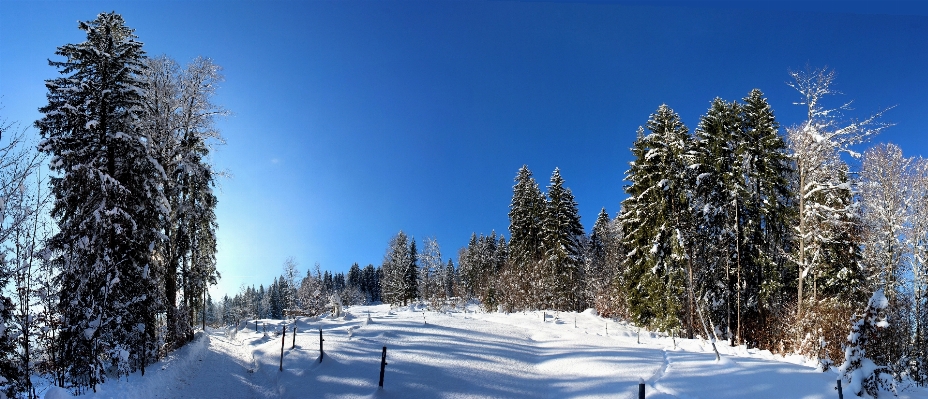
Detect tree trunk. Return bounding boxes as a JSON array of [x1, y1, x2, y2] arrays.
[[797, 167, 806, 316], [735, 197, 742, 346]]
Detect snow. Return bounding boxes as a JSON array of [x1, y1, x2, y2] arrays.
[[868, 289, 889, 310], [42, 304, 928, 399]]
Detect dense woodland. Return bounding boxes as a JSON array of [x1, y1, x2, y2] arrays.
[[0, 11, 926, 399]]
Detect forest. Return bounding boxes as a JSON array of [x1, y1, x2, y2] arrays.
[[0, 10, 925, 399]]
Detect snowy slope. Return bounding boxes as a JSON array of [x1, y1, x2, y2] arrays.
[[45, 304, 928, 399]]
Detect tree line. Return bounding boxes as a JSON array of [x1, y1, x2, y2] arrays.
[[217, 259, 384, 325], [377, 69, 925, 391], [0, 13, 222, 396]]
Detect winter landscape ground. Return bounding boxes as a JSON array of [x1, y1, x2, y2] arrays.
[[40, 304, 928, 399]]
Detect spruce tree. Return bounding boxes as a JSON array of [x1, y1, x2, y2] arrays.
[[508, 166, 545, 307], [381, 232, 409, 305], [404, 238, 419, 305], [35, 13, 162, 391], [620, 105, 695, 334], [542, 169, 584, 311], [444, 259, 456, 298], [348, 263, 362, 290], [586, 208, 611, 311], [739, 89, 794, 333]]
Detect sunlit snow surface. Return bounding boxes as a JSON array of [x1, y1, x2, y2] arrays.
[[43, 304, 927, 399]]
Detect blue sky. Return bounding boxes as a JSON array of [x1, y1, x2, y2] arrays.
[[2, 1, 927, 298]]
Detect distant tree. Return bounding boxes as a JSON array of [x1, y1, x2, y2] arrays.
[[403, 239, 419, 304], [348, 263, 362, 290], [283, 257, 299, 314], [542, 168, 584, 311], [508, 166, 545, 308], [418, 237, 443, 301], [443, 259, 456, 298], [585, 209, 612, 312], [381, 232, 409, 305]]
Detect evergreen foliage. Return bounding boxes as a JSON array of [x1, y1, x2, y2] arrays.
[[619, 105, 695, 333], [839, 289, 893, 398], [35, 13, 162, 392], [542, 169, 584, 311]]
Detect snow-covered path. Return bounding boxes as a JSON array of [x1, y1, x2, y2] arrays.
[[55, 305, 927, 399]]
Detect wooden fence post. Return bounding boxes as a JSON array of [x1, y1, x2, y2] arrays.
[[292, 326, 297, 349], [836, 379, 844, 399], [280, 325, 286, 371], [319, 328, 325, 363], [638, 378, 645, 399], [379, 346, 388, 387]]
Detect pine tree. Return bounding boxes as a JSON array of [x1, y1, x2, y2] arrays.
[[508, 166, 545, 308], [35, 13, 163, 391], [542, 168, 584, 311], [739, 89, 794, 342], [361, 264, 378, 303], [839, 289, 893, 398], [348, 263, 362, 290], [444, 259, 456, 298], [404, 238, 419, 304], [381, 232, 409, 305], [620, 105, 696, 334], [269, 277, 283, 319], [586, 209, 611, 312], [691, 97, 743, 340]]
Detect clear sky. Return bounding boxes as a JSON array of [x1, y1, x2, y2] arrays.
[[2, 1, 928, 299]]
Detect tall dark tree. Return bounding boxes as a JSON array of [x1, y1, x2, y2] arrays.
[[381, 232, 409, 305], [739, 89, 794, 328], [542, 168, 584, 311], [620, 105, 696, 335], [691, 97, 742, 341], [585, 208, 612, 312], [508, 166, 545, 307], [444, 259, 456, 298], [35, 13, 162, 392], [404, 238, 419, 304]]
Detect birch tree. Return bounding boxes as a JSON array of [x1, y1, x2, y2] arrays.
[[786, 67, 890, 315], [0, 117, 47, 398]]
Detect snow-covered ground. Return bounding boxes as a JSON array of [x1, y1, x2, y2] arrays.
[[44, 304, 927, 399]]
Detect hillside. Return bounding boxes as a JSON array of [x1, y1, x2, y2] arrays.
[[44, 304, 927, 399]]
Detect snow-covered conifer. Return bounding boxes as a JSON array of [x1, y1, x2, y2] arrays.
[[620, 105, 696, 334], [542, 168, 584, 311], [35, 13, 163, 391], [839, 289, 893, 398], [381, 232, 409, 305]]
